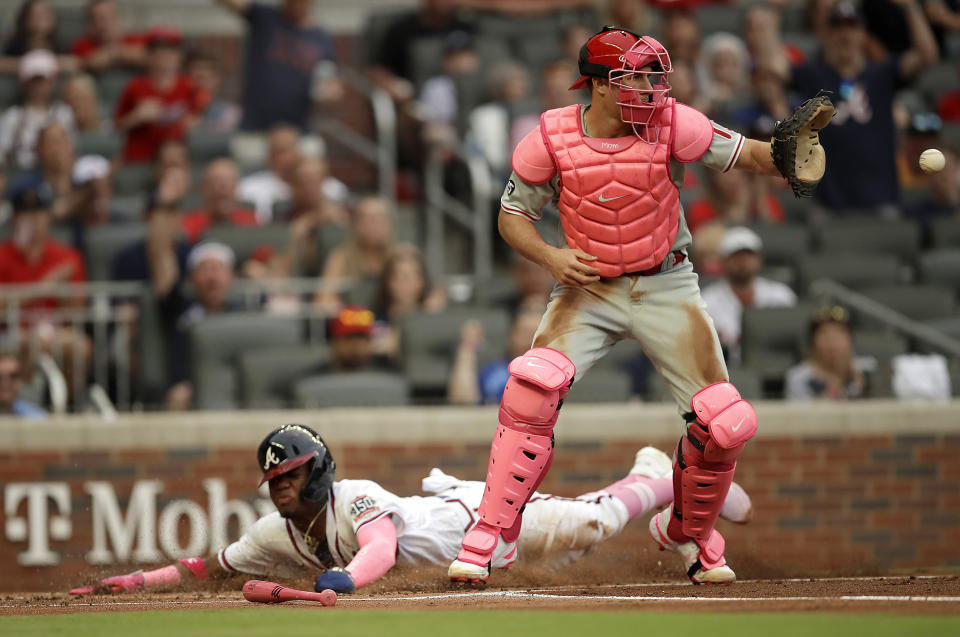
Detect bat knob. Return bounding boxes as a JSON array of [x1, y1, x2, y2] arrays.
[[318, 588, 337, 606]]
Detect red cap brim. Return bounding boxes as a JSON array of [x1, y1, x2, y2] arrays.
[[259, 452, 316, 486], [568, 76, 589, 90]]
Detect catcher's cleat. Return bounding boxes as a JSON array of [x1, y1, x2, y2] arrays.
[[629, 446, 673, 479], [649, 509, 736, 585], [448, 522, 517, 584]]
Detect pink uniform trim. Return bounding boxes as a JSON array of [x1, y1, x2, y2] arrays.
[[179, 557, 209, 580], [511, 125, 557, 185], [346, 514, 398, 588], [672, 103, 713, 163], [142, 565, 181, 589]]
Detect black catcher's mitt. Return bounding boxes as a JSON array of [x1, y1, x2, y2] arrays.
[[771, 93, 835, 198]]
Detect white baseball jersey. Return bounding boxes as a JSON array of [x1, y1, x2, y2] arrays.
[[217, 471, 629, 577]]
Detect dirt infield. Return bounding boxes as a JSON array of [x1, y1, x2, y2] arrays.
[[3, 574, 958, 616]]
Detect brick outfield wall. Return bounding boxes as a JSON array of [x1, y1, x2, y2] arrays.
[[1, 432, 958, 591]]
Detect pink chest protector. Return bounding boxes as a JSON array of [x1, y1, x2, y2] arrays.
[[512, 101, 712, 278]]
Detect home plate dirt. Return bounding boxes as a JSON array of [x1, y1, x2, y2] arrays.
[[2, 575, 958, 615]]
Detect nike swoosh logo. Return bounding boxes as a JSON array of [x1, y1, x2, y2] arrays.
[[731, 416, 745, 432], [598, 193, 627, 202]]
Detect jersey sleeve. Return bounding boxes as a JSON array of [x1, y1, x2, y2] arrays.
[[698, 121, 745, 173], [217, 514, 282, 575], [500, 171, 560, 222], [337, 480, 406, 535]]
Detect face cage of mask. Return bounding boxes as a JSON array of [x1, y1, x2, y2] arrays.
[[609, 67, 672, 142]]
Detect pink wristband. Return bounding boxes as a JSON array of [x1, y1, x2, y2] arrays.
[[180, 557, 209, 580], [142, 565, 181, 588]]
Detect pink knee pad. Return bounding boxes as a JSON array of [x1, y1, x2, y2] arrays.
[[476, 348, 575, 529]]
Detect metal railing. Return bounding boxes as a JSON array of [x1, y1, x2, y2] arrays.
[[424, 144, 494, 279], [0, 277, 367, 414], [809, 278, 960, 359], [312, 68, 397, 205]]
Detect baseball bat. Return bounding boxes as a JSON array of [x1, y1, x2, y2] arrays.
[[242, 580, 337, 606]]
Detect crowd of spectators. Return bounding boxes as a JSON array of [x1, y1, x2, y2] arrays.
[[0, 0, 958, 416]]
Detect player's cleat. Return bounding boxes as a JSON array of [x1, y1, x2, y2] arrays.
[[448, 523, 517, 584], [629, 446, 673, 479], [649, 509, 736, 585]]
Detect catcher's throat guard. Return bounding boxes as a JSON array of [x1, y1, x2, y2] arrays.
[[771, 93, 835, 198]]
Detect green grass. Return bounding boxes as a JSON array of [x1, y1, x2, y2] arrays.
[[1, 610, 958, 637]]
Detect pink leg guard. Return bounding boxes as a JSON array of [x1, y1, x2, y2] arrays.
[[461, 348, 575, 562], [668, 382, 757, 547]]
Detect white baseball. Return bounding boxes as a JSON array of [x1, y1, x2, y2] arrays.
[[919, 148, 945, 174]]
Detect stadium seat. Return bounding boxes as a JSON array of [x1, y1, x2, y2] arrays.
[[930, 217, 960, 248], [84, 224, 148, 281], [638, 364, 761, 403], [97, 70, 138, 111], [201, 224, 289, 265], [470, 275, 518, 308], [76, 130, 122, 158], [816, 219, 921, 260], [797, 252, 902, 292], [727, 367, 763, 400], [113, 163, 154, 197], [924, 316, 960, 340], [135, 289, 168, 407], [696, 6, 744, 35], [916, 62, 960, 106], [188, 130, 232, 161], [740, 302, 814, 381], [293, 372, 409, 408], [565, 368, 633, 403], [313, 224, 349, 277], [916, 249, 960, 291], [749, 222, 812, 267], [860, 284, 957, 321], [239, 344, 330, 409], [111, 195, 146, 222], [0, 74, 19, 109], [189, 313, 303, 409], [401, 307, 511, 397], [852, 329, 910, 363]]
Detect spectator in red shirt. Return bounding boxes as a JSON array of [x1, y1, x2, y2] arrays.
[[71, 0, 146, 72], [114, 26, 209, 163], [181, 158, 259, 244], [0, 173, 91, 400]]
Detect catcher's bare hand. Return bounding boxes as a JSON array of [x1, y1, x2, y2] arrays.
[[545, 248, 601, 287]]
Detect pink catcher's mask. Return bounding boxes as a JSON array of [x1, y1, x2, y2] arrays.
[[609, 36, 673, 142]]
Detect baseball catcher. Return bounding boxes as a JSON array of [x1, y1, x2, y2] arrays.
[[447, 26, 832, 586], [69, 424, 752, 595]]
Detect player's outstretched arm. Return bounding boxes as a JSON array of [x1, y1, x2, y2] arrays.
[[70, 557, 228, 595], [315, 515, 398, 594]]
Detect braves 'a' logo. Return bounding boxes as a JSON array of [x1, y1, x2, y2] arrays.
[[263, 446, 282, 470]]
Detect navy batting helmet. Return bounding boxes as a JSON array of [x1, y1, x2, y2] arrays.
[[257, 424, 336, 506]]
